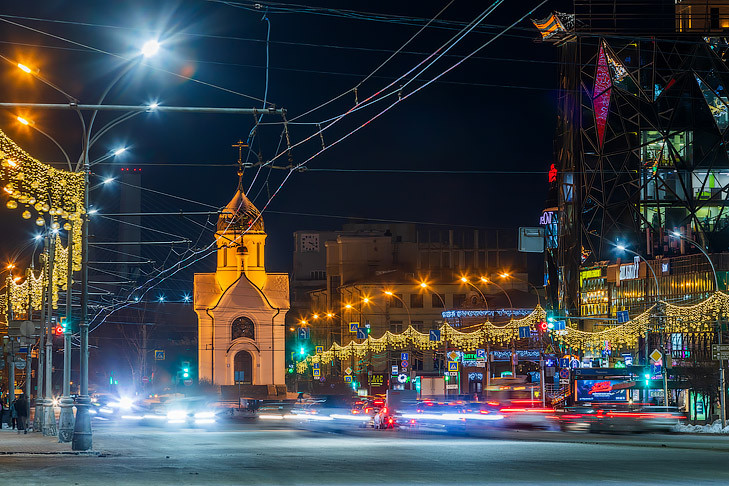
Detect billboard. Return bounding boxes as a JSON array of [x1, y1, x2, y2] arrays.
[[575, 380, 628, 402]]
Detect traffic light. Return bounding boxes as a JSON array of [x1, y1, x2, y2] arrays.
[[53, 324, 64, 336], [538, 320, 548, 333], [182, 361, 190, 379]]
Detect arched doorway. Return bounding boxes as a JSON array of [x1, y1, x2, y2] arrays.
[[234, 350, 253, 384]]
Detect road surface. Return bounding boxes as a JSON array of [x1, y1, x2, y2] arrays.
[[1, 421, 727, 484]]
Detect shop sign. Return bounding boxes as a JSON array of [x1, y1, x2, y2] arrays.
[[579, 268, 602, 287], [369, 374, 385, 387], [491, 349, 540, 361], [468, 373, 483, 381], [619, 256, 640, 281]]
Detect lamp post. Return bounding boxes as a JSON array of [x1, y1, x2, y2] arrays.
[[670, 231, 725, 428], [617, 244, 668, 407], [419, 282, 450, 393], [15, 116, 72, 170]]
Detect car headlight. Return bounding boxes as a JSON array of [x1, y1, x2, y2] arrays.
[[194, 411, 215, 419], [166, 410, 187, 420]]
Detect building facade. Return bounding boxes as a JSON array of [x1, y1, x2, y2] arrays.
[[194, 184, 289, 387]]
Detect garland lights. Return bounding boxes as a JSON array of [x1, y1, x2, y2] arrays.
[[0, 128, 84, 313], [300, 293, 729, 369]]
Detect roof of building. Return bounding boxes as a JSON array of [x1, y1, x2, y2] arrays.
[[217, 183, 264, 233]]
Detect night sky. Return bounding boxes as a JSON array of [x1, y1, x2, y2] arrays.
[[0, 0, 563, 302]]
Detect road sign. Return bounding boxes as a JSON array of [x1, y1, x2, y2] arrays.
[[518, 326, 530, 339], [345, 367, 352, 375], [14, 360, 26, 370], [344, 376, 353, 383], [315, 346, 323, 354], [298, 327, 310, 340], [559, 378, 570, 385], [448, 361, 458, 372], [651, 363, 661, 375], [476, 349, 486, 359], [397, 373, 408, 384], [401, 360, 409, 369], [616, 310, 629, 323], [545, 344, 556, 355], [142, 376, 149, 384], [313, 363, 320, 370], [650, 349, 663, 363], [183, 379, 193, 386], [356, 327, 368, 339], [559, 358, 569, 368], [429, 329, 441, 341], [401, 352, 409, 361], [447, 351, 459, 361], [350, 322, 359, 333], [391, 365, 398, 375], [559, 369, 570, 379], [712, 344, 729, 360], [313, 369, 321, 377], [447, 371, 458, 376], [154, 350, 165, 361], [553, 320, 566, 330], [570, 359, 580, 369]]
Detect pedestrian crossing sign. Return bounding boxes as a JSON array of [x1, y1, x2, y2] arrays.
[[315, 346, 323, 354], [448, 361, 458, 371], [313, 369, 321, 377], [344, 376, 352, 383]]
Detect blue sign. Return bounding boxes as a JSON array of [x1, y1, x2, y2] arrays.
[[298, 327, 310, 340], [651, 363, 662, 375], [576, 379, 628, 402], [616, 310, 629, 323], [401, 352, 409, 361], [476, 349, 486, 359], [356, 327, 368, 339], [553, 320, 566, 330], [313, 363, 320, 370], [350, 323, 359, 333], [559, 369, 570, 379], [315, 346, 323, 354], [154, 350, 165, 361], [559, 358, 569, 368], [429, 329, 441, 342], [570, 359, 581, 369], [344, 375, 352, 383], [518, 326, 531, 339], [623, 355, 633, 366]]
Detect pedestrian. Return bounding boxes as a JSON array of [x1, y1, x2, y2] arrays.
[[14, 395, 28, 434], [10, 398, 17, 430]]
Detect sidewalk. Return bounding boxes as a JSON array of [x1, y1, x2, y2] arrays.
[[0, 427, 98, 455]]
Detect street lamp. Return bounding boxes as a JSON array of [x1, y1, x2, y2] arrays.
[[15, 115, 72, 170], [669, 231, 725, 427], [418, 281, 446, 308], [384, 290, 412, 328], [498, 272, 542, 308], [478, 276, 513, 309], [458, 276, 489, 310]]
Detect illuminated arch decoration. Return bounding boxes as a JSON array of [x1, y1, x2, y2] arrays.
[[0, 128, 85, 310], [296, 293, 729, 370]]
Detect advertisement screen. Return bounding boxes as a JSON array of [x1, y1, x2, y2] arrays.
[[576, 380, 628, 402]]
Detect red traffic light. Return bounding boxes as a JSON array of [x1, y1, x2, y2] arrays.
[[538, 320, 548, 332], [54, 325, 64, 335]]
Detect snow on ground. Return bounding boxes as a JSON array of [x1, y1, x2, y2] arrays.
[[673, 420, 729, 434]]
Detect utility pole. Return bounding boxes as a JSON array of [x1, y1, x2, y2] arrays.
[[43, 231, 57, 436], [58, 222, 74, 442], [34, 245, 47, 433]]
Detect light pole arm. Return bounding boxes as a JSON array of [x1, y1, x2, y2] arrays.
[[481, 280, 513, 309], [389, 294, 412, 327], [28, 124, 72, 171], [465, 281, 489, 310], [678, 235, 718, 291]]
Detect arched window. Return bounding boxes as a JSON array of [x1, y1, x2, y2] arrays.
[[231, 316, 255, 340]]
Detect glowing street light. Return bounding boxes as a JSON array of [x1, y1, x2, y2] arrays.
[[16, 116, 31, 126], [344, 303, 353, 309], [113, 147, 127, 156], [141, 39, 160, 58], [326, 312, 334, 318], [17, 63, 32, 74], [103, 177, 114, 185]]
